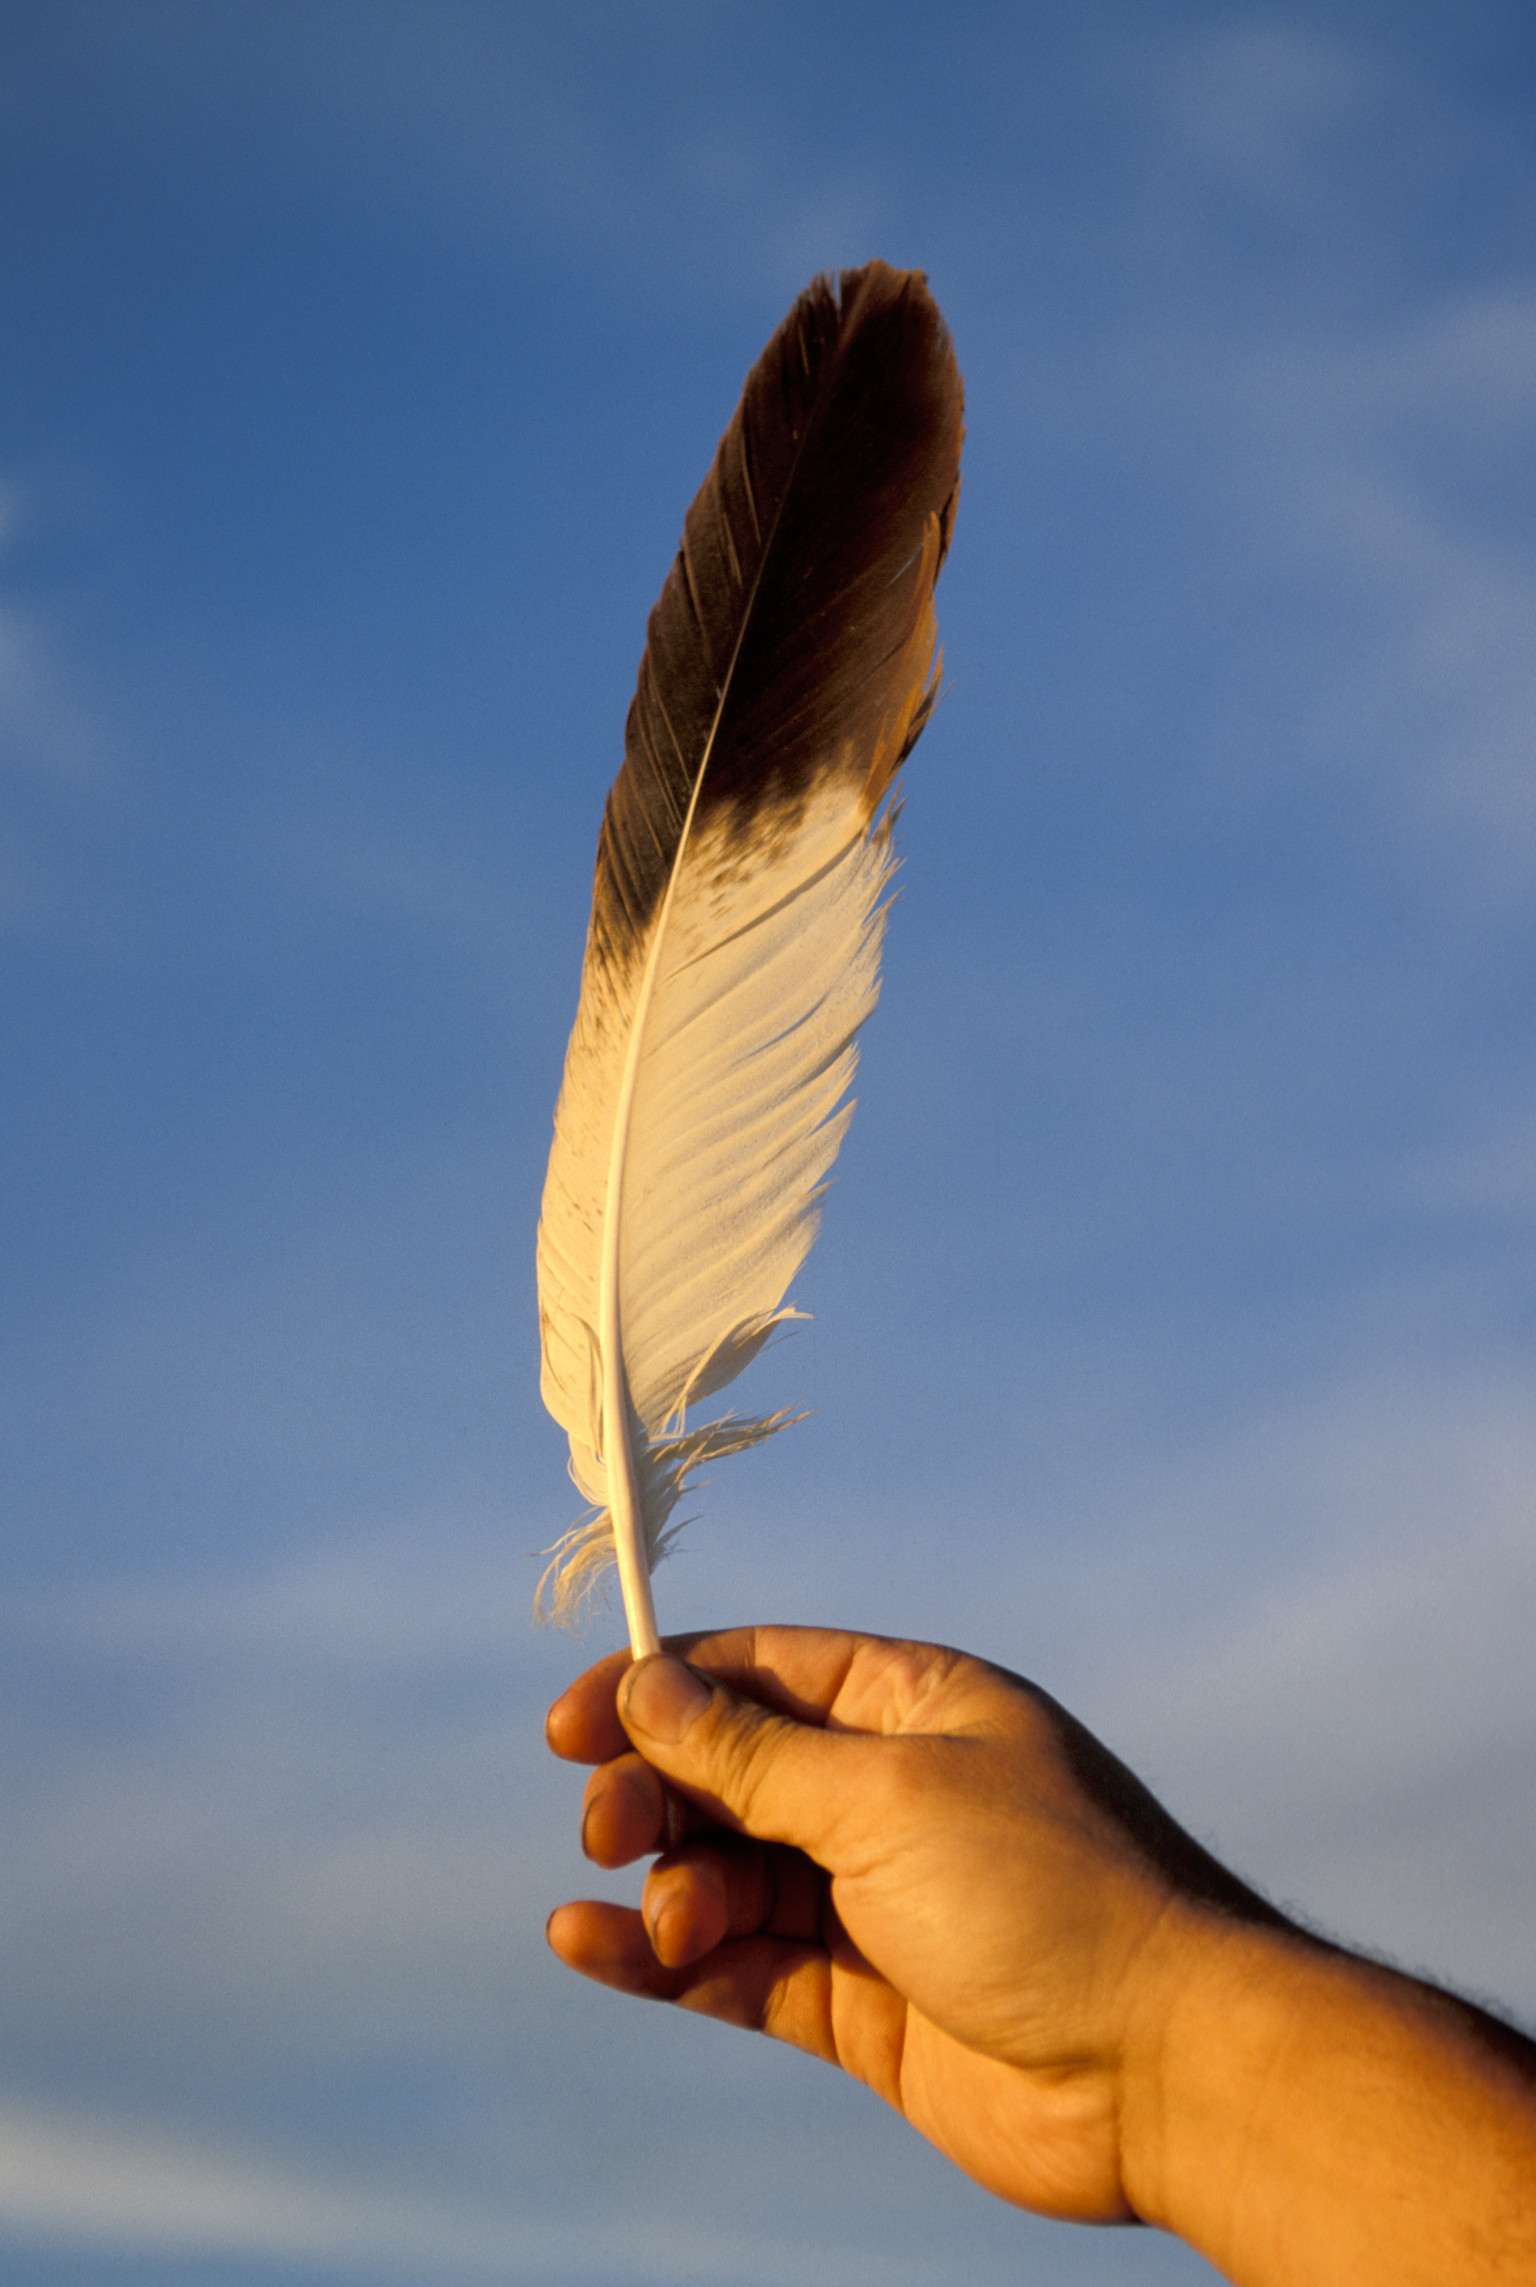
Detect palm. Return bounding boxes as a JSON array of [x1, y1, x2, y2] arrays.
[[822, 1901, 1131, 2221]]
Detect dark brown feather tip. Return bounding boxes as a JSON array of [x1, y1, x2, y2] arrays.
[[592, 260, 964, 971]]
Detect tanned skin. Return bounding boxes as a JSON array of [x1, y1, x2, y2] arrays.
[[547, 1627, 1536, 2286]]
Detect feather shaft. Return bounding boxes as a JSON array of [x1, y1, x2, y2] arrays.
[[597, 751, 715, 1660]]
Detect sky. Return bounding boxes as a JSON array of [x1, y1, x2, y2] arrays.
[[2, 1, 1534, 2281]]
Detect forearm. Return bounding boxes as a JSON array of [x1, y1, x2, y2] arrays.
[[1126, 1913, 1536, 2285]]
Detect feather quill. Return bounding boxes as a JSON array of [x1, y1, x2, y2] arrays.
[[536, 260, 963, 1654]]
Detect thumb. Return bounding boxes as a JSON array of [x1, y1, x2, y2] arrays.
[[618, 1654, 856, 1861]]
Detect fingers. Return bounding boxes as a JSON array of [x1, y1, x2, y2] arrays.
[[577, 1753, 828, 1964], [642, 1838, 766, 1966], [641, 1835, 825, 1967], [544, 1899, 841, 2060], [616, 1653, 871, 1865], [579, 1751, 669, 1868], [546, 1899, 691, 2002]]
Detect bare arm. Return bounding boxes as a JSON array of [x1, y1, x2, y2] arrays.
[[546, 1627, 1536, 2284]]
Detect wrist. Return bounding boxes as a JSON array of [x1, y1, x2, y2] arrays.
[[1111, 1895, 1258, 2235], [1118, 1905, 1536, 2286], [1117, 1906, 1317, 2252]]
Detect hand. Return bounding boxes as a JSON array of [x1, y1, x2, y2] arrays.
[[546, 1626, 1536, 2284], [544, 1625, 1276, 2225]]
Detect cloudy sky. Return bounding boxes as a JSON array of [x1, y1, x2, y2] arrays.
[[2, 3, 1534, 2282]]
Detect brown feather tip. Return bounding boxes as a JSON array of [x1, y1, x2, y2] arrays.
[[592, 260, 963, 972]]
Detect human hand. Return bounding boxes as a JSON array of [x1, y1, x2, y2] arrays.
[[544, 1625, 1280, 2226]]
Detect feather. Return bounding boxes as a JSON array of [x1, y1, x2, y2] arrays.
[[535, 260, 963, 1654]]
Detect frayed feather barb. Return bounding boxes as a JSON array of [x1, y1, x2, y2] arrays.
[[534, 1407, 802, 1631]]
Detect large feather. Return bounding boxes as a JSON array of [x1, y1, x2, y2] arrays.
[[536, 260, 963, 1653]]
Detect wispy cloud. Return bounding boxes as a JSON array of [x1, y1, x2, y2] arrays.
[[1158, 17, 1379, 209], [1002, 285, 1536, 886], [1225, 293, 1536, 878], [1007, 1368, 1536, 2009], [0, 2100, 531, 2272], [63, 0, 894, 305], [0, 480, 119, 933], [1397, 1110, 1536, 1219], [963, 20, 1536, 889], [0, 2083, 1043, 2285], [0, 610, 105, 789], [0, 2097, 966, 2283], [0, 485, 110, 789]]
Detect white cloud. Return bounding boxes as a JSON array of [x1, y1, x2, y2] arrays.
[[0, 2097, 925, 2282], [0, 2092, 1039, 2284], [0, 2099, 528, 2270]]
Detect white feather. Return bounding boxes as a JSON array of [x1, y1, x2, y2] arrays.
[[537, 784, 894, 1644]]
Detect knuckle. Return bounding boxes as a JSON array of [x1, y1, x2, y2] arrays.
[[882, 1640, 973, 1730]]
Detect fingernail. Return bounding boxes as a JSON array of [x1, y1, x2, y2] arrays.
[[622, 1655, 711, 1744], [643, 1888, 681, 1964]]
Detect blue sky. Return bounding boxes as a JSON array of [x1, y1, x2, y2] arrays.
[[2, 3, 1534, 2281]]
